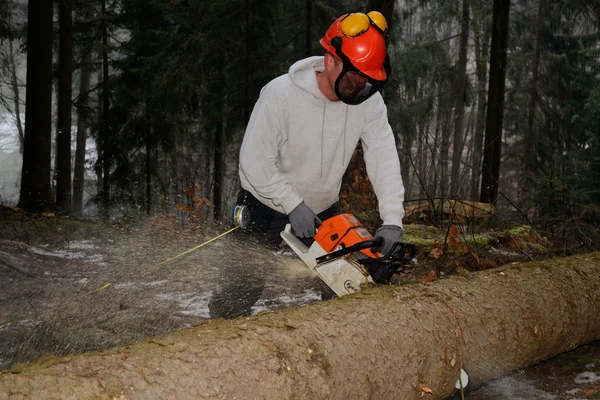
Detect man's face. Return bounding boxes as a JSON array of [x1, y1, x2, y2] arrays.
[[337, 71, 368, 99], [327, 54, 367, 100]]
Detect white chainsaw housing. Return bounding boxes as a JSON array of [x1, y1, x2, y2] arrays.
[[280, 224, 373, 296]]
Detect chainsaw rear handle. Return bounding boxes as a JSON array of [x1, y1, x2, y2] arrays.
[[315, 237, 382, 264], [316, 238, 417, 265], [362, 241, 417, 264]]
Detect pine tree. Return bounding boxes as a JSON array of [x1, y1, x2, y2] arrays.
[[18, 0, 53, 212]]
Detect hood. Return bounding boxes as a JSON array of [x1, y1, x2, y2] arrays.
[[288, 56, 333, 103]]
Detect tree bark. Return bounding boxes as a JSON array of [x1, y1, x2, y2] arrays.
[[145, 102, 152, 216], [212, 95, 224, 221], [450, 0, 471, 197], [522, 0, 544, 196], [55, 0, 74, 214], [101, 0, 110, 220], [470, 10, 489, 202], [72, 24, 94, 216], [1, 253, 599, 399], [17, 0, 53, 212], [305, 0, 312, 57], [480, 0, 510, 205], [7, 37, 24, 154]]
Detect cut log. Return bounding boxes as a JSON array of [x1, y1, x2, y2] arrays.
[[1, 253, 599, 399]]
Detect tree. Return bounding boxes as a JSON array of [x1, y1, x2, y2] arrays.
[[72, 2, 96, 216], [55, 0, 74, 214], [469, 2, 491, 201], [1, 1, 25, 153], [100, 0, 110, 219], [18, 0, 53, 212], [450, 0, 470, 197], [480, 0, 510, 205]]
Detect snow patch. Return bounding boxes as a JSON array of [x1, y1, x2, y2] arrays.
[[574, 371, 600, 384], [29, 247, 87, 260], [67, 240, 96, 250], [471, 376, 556, 400], [28, 246, 104, 263], [155, 293, 210, 318], [115, 281, 168, 290], [251, 302, 269, 314]]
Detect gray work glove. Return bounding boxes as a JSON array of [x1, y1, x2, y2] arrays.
[[372, 225, 404, 256], [289, 202, 321, 238]]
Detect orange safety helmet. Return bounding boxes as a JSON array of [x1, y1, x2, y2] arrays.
[[319, 11, 389, 81]]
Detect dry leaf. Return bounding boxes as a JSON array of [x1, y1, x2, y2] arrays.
[[449, 224, 458, 237], [429, 248, 443, 259], [425, 270, 437, 283], [420, 385, 433, 394], [449, 236, 459, 248]]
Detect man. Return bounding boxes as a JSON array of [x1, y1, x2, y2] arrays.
[[209, 11, 405, 319], [238, 11, 405, 253]]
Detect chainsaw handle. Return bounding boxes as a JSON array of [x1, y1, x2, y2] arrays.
[[384, 242, 417, 262], [315, 237, 382, 264]]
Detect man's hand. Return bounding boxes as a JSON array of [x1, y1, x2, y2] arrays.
[[372, 225, 404, 256], [289, 202, 321, 238]]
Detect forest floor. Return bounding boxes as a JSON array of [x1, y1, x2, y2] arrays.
[[0, 206, 599, 399]]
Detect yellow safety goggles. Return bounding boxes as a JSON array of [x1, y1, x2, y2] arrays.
[[340, 11, 388, 38]]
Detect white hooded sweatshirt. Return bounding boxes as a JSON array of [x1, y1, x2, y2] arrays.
[[239, 56, 405, 228]]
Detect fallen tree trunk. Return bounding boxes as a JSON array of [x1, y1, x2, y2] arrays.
[[1, 253, 599, 399]]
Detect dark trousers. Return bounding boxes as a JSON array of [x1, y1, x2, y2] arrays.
[[208, 190, 339, 319], [236, 189, 341, 247]]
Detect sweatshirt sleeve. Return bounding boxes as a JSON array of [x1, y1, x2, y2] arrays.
[[239, 98, 303, 214], [360, 98, 405, 228]]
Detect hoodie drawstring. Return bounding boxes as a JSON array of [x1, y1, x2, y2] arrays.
[[343, 105, 349, 166], [320, 103, 326, 178]]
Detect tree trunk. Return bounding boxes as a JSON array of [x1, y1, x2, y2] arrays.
[[522, 0, 544, 196], [480, 0, 511, 205], [101, 0, 110, 219], [55, 0, 74, 214], [450, 0, 471, 197], [212, 97, 224, 221], [436, 25, 453, 199], [470, 12, 489, 202], [244, 0, 251, 124], [2, 253, 599, 399], [72, 9, 94, 216], [17, 0, 53, 212], [7, 37, 24, 154], [305, 0, 312, 57], [145, 102, 152, 216]]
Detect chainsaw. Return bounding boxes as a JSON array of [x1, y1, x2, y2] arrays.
[[280, 213, 416, 297]]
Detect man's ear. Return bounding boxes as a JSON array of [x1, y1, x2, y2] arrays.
[[324, 53, 336, 71]]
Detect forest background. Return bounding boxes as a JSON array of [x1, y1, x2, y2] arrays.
[[1, 0, 599, 253]]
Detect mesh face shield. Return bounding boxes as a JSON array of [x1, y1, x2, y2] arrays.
[[330, 36, 391, 105]]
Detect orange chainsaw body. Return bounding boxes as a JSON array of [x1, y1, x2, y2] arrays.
[[314, 213, 382, 258]]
